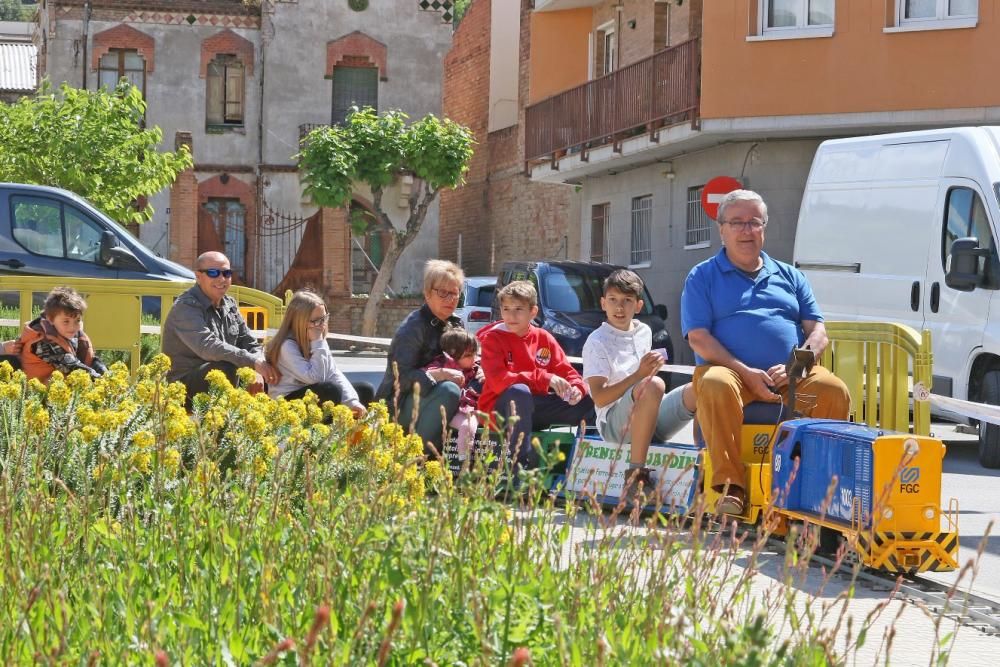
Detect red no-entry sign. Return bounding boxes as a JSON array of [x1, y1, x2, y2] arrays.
[[701, 176, 743, 221]]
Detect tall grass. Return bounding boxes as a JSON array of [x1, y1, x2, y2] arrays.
[[0, 357, 961, 664]]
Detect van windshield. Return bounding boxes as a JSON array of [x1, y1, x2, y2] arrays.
[[541, 267, 655, 315]]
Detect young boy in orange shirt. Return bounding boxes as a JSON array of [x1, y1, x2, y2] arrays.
[[19, 287, 107, 382], [477, 281, 594, 470]]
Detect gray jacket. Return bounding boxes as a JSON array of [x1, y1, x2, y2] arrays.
[[162, 285, 261, 382]]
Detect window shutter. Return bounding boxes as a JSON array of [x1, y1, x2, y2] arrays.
[[224, 61, 244, 123], [206, 61, 224, 125]]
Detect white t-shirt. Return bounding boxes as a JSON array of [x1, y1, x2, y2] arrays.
[[582, 320, 652, 429]]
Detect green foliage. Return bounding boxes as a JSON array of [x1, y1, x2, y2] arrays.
[[297, 107, 474, 211], [0, 0, 21, 21], [0, 80, 194, 225], [0, 355, 937, 663]]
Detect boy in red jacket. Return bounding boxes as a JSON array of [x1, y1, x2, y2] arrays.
[[477, 281, 595, 470]]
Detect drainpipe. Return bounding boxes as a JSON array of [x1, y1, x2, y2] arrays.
[[256, 1, 271, 286], [81, 0, 91, 89]]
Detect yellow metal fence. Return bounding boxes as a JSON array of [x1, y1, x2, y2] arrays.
[[823, 321, 933, 436], [0, 276, 285, 375]]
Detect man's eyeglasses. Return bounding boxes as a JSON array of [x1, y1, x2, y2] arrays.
[[432, 288, 461, 302], [198, 268, 233, 279], [723, 219, 766, 232], [309, 314, 330, 327]]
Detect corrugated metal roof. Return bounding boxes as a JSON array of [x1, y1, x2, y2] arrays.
[[0, 42, 37, 92]]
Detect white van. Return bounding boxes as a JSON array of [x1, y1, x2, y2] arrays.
[[793, 127, 1000, 467]]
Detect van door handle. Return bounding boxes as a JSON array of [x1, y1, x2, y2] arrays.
[[0, 258, 24, 269], [910, 281, 920, 312], [930, 281, 940, 313]]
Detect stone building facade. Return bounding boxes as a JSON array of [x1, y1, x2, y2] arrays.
[[37, 0, 453, 318]]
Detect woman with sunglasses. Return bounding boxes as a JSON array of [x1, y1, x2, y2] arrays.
[[265, 290, 371, 416], [376, 260, 465, 456]]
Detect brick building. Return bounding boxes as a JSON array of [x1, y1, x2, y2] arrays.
[[440, 0, 581, 278], [467, 0, 1000, 364], [37, 0, 454, 329]]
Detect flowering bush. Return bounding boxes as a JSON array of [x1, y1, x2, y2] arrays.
[[0, 358, 947, 664]]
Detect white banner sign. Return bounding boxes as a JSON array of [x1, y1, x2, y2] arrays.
[[564, 438, 701, 512]]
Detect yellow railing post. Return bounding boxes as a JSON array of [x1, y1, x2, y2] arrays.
[[823, 321, 932, 436]]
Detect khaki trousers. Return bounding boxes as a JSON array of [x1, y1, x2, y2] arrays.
[[692, 364, 851, 492]]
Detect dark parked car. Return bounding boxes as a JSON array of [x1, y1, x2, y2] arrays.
[[493, 260, 674, 360], [0, 183, 193, 281]]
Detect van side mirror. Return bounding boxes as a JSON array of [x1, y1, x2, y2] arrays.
[[653, 304, 668, 320], [945, 237, 988, 292], [98, 230, 147, 272], [98, 231, 118, 267]]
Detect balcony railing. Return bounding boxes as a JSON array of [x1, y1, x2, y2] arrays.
[[525, 38, 700, 167]]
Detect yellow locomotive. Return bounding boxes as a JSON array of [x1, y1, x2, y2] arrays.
[[697, 322, 959, 574]]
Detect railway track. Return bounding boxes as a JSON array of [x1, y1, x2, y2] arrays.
[[788, 541, 1000, 636]]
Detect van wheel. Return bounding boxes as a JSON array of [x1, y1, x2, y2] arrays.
[[978, 369, 1000, 468]]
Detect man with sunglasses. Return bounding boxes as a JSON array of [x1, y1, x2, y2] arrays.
[[162, 251, 279, 405], [680, 190, 850, 516]]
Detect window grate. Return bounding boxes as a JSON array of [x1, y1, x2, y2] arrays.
[[630, 195, 652, 265], [686, 186, 712, 247]]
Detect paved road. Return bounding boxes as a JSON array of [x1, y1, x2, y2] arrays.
[[334, 351, 1000, 602]]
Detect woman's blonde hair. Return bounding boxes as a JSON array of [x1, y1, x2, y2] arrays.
[[265, 290, 327, 367], [423, 259, 465, 294]]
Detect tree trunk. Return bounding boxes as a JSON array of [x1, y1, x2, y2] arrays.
[[359, 180, 438, 338], [360, 233, 403, 338]]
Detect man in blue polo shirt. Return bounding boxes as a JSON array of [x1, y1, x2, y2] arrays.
[[681, 189, 850, 516]]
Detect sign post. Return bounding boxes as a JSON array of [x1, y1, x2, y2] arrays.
[[700, 176, 743, 221]]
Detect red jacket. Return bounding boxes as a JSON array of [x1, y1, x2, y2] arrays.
[[476, 322, 587, 417]]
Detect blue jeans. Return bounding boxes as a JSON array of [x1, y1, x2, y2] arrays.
[[494, 383, 595, 470]]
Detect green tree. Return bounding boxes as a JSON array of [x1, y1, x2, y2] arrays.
[[298, 107, 474, 336], [0, 80, 193, 224], [0, 0, 22, 21]]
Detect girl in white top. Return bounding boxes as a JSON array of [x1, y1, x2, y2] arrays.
[[265, 290, 369, 416]]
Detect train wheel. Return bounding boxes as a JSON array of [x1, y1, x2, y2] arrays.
[[978, 369, 1000, 468]]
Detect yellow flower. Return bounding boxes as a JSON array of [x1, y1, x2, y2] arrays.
[[325, 403, 355, 430], [66, 370, 92, 391], [306, 403, 324, 425], [252, 456, 268, 477], [201, 408, 226, 432], [0, 382, 22, 400], [47, 379, 71, 408], [205, 369, 233, 391], [261, 437, 278, 459], [403, 434, 424, 458], [28, 378, 46, 394], [91, 463, 106, 481], [81, 425, 100, 444], [424, 460, 450, 486], [312, 423, 331, 440], [132, 430, 156, 449], [25, 401, 49, 434], [0, 360, 14, 382], [166, 382, 187, 406], [162, 448, 181, 475], [130, 451, 152, 474], [148, 353, 171, 376], [236, 366, 257, 387], [244, 412, 268, 440], [49, 370, 65, 384], [370, 401, 389, 424]]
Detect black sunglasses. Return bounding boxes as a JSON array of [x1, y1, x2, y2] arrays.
[[198, 268, 233, 279]]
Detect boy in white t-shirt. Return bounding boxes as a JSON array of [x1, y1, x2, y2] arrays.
[[582, 269, 696, 504]]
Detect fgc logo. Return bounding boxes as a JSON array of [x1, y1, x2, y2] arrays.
[[899, 466, 921, 494]]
